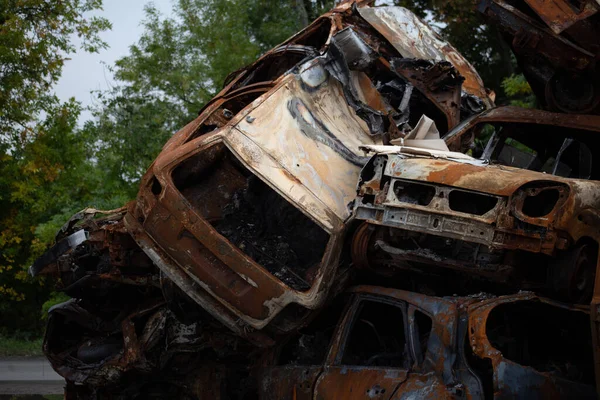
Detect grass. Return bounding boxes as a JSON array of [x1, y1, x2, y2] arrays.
[[0, 335, 43, 357]]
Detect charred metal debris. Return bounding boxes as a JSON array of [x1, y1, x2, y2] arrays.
[[31, 1, 600, 398]]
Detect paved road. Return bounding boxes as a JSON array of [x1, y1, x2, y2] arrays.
[[0, 358, 64, 395]]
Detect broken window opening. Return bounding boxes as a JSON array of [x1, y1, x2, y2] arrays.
[[476, 123, 501, 159], [486, 300, 595, 386], [293, 18, 332, 49], [150, 177, 163, 196], [186, 124, 219, 144], [341, 299, 409, 368], [553, 138, 593, 179], [221, 90, 269, 115], [172, 145, 330, 291], [223, 19, 330, 91], [497, 137, 538, 170], [234, 48, 314, 90]]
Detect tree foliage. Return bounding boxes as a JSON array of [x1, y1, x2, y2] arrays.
[[0, 99, 100, 331], [0, 1, 109, 332], [0, 0, 111, 142], [502, 73, 536, 108]]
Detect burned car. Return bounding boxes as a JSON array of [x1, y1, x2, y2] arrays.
[[30, 0, 494, 395], [478, 0, 600, 114], [353, 106, 600, 304], [123, 0, 492, 343], [35, 209, 263, 398], [260, 286, 595, 399], [29, 0, 600, 398]]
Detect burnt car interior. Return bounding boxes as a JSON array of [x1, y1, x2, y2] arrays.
[[476, 122, 596, 179], [172, 144, 330, 291], [340, 299, 409, 368], [485, 300, 594, 386]]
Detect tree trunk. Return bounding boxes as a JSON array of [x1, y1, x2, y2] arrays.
[[295, 0, 310, 28]]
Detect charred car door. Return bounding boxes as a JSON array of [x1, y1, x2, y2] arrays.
[[313, 294, 412, 399]]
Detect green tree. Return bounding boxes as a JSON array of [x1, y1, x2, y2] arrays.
[[0, 99, 99, 332], [502, 74, 536, 108], [0, 0, 111, 143], [0, 0, 110, 333]]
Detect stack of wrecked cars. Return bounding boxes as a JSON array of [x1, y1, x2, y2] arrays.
[[31, 0, 600, 398]]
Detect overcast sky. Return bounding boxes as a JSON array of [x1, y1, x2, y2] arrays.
[[54, 0, 173, 122]]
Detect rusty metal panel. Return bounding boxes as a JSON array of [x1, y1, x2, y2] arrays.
[[127, 184, 343, 332], [225, 133, 343, 232], [233, 70, 381, 222], [124, 209, 275, 345], [311, 292, 412, 400], [314, 366, 409, 399], [352, 137, 600, 299], [383, 157, 571, 197]]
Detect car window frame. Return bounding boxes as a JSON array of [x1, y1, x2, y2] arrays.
[[328, 294, 411, 369]]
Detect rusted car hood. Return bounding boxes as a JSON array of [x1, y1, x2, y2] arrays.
[[388, 156, 595, 197]]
